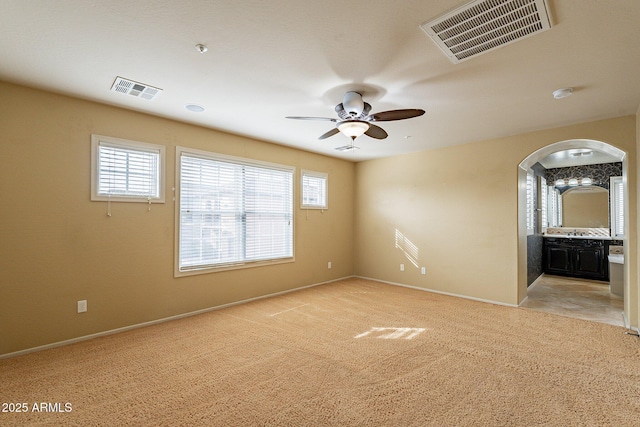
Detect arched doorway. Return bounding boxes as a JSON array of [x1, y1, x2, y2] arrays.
[[517, 139, 628, 324]]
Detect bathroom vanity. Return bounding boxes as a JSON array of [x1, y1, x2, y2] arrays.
[[544, 237, 608, 281]]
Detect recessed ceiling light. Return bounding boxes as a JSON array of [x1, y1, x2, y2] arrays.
[[552, 88, 573, 99], [185, 104, 205, 113], [570, 150, 592, 157]]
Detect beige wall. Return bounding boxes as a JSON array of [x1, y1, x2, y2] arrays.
[[354, 117, 637, 317], [2, 80, 638, 357], [0, 82, 355, 355], [636, 105, 640, 327]]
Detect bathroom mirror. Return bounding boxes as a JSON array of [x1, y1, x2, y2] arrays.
[[561, 186, 609, 227]]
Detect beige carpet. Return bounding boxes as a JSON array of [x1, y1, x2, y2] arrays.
[[1, 278, 639, 426]]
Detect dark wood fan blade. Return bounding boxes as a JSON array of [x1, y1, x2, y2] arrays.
[[319, 128, 340, 140], [365, 124, 388, 140], [286, 116, 337, 122], [369, 109, 425, 122]]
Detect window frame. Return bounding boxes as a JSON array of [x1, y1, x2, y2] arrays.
[[547, 185, 562, 228], [610, 176, 624, 239], [525, 172, 535, 236], [538, 176, 547, 234], [90, 134, 165, 203], [175, 146, 295, 277], [301, 169, 328, 210]]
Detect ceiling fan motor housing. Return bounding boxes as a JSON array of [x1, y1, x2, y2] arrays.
[[342, 91, 364, 116]]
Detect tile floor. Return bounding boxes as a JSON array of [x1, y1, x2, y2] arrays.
[[521, 274, 625, 327]]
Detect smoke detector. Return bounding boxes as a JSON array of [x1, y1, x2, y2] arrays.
[[110, 77, 162, 101], [421, 0, 552, 63]]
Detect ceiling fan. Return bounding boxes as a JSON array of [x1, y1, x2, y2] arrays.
[[286, 91, 425, 141]]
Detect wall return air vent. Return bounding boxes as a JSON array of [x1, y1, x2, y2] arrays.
[[110, 77, 162, 100], [420, 0, 552, 63]]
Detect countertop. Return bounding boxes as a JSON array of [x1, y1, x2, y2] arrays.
[[608, 254, 624, 264], [543, 234, 613, 240]]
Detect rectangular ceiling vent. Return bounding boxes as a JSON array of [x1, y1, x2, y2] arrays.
[[334, 145, 361, 152], [420, 0, 552, 63], [110, 77, 162, 101]]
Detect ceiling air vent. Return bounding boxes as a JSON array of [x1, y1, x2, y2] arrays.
[[420, 0, 552, 63], [335, 145, 361, 152], [110, 77, 162, 100]]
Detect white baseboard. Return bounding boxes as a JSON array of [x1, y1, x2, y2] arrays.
[[355, 275, 519, 308], [1, 276, 352, 360]]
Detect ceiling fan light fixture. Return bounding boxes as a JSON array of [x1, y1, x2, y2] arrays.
[[338, 120, 370, 140]]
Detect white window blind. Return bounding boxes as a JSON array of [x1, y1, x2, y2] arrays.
[[539, 176, 547, 233], [177, 149, 294, 273], [526, 173, 535, 235], [547, 185, 561, 228], [557, 189, 562, 227], [301, 170, 328, 209], [611, 176, 624, 238], [91, 134, 165, 202]]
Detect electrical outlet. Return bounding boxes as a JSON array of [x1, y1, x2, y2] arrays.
[[421, 267, 426, 275], [77, 300, 87, 313], [400, 264, 404, 271], [328, 261, 332, 269]]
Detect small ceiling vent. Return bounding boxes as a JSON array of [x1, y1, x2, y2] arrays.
[[420, 0, 552, 63], [110, 77, 162, 100], [335, 145, 361, 152]]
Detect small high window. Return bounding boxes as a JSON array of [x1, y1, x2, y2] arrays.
[[301, 170, 328, 209], [91, 134, 165, 203]]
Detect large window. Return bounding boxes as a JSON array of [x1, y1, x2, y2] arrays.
[[91, 134, 165, 203], [176, 147, 294, 274]]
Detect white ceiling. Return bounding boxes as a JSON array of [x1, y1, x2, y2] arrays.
[[1, 0, 639, 162]]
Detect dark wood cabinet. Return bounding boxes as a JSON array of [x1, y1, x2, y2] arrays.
[[546, 245, 572, 275], [544, 238, 607, 280]]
